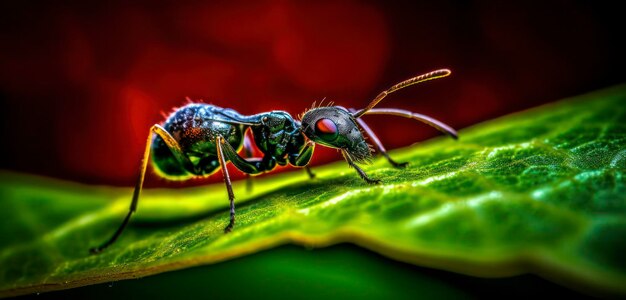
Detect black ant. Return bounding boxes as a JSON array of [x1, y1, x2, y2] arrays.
[[90, 69, 457, 253]]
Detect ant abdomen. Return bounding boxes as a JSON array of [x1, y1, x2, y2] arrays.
[[151, 103, 245, 179]]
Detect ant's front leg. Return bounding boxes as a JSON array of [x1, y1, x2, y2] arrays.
[[342, 150, 381, 185], [349, 108, 408, 168]]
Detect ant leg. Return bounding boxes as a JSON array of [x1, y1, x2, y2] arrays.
[[342, 150, 381, 185], [216, 136, 236, 233], [305, 166, 316, 179], [349, 108, 408, 168], [90, 124, 188, 254], [243, 134, 254, 192], [288, 141, 316, 179], [219, 138, 276, 174]]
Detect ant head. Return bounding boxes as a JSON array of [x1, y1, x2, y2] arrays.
[[298, 69, 453, 163], [251, 111, 302, 161], [300, 107, 372, 163]]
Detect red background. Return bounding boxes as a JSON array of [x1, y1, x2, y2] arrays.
[[1, 1, 624, 187]]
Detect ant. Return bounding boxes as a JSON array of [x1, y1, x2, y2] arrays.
[[90, 69, 457, 253]]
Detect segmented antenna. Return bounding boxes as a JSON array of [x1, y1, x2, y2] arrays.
[[353, 69, 451, 118]]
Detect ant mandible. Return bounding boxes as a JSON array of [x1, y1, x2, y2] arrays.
[[90, 69, 457, 253]]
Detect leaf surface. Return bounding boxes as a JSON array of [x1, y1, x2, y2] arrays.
[[1, 86, 625, 297]]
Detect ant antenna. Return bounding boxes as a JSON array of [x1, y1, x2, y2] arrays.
[[352, 69, 451, 118]]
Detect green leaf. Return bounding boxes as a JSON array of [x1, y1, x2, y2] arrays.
[[1, 85, 625, 297]]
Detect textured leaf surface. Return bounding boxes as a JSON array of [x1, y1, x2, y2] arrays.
[[1, 86, 625, 297]]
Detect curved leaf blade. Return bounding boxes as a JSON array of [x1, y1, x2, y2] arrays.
[[0, 85, 624, 297]]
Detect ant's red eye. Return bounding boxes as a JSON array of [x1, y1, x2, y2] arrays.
[[315, 118, 338, 141]]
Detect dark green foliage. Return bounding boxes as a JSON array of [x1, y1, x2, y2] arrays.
[[0, 86, 624, 297]]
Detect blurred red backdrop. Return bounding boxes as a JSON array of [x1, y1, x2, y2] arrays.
[[1, 1, 624, 187]]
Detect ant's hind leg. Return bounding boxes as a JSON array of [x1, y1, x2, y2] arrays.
[[349, 108, 408, 168], [216, 136, 236, 233], [90, 124, 188, 254]]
